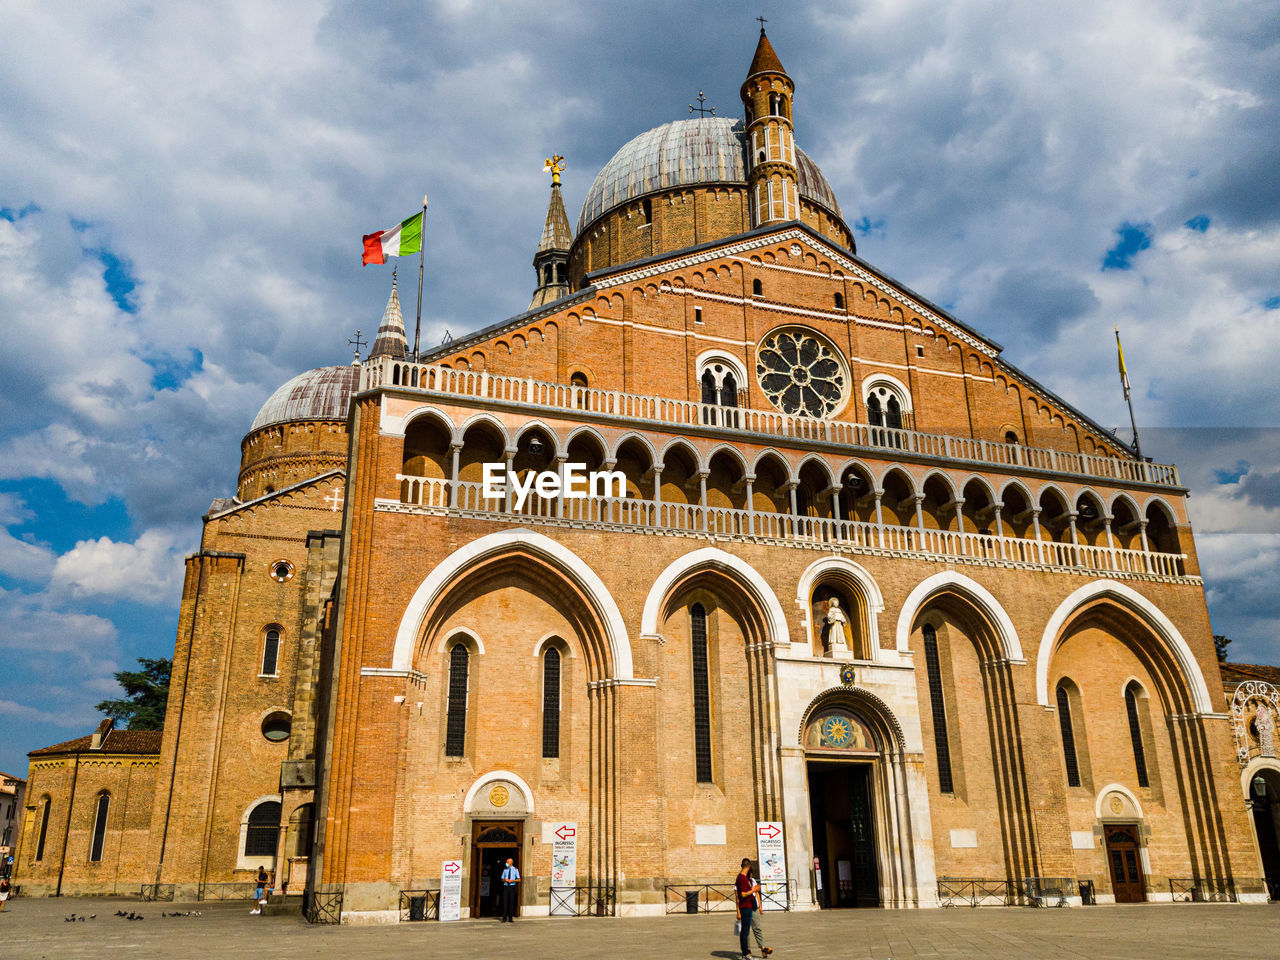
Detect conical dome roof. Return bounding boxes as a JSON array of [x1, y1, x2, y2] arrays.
[[370, 276, 408, 359]]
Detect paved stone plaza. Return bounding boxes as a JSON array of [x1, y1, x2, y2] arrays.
[[1, 898, 1276, 959]]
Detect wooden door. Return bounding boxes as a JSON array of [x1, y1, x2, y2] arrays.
[[1104, 825, 1146, 903], [470, 821, 522, 917]]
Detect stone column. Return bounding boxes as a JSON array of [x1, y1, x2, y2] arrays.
[[555, 455, 567, 519], [503, 449, 515, 513], [448, 442, 462, 508], [1031, 507, 1044, 564]]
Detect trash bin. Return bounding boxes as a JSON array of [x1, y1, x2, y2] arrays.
[[1078, 880, 1094, 905], [409, 895, 426, 921], [685, 890, 700, 914]]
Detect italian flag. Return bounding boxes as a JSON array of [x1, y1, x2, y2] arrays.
[[362, 211, 423, 265]]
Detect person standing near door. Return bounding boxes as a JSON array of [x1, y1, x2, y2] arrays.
[[735, 858, 772, 959], [500, 857, 520, 922]]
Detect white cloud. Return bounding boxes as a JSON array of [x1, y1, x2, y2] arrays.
[[51, 528, 191, 605]]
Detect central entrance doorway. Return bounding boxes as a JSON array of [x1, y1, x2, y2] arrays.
[[470, 820, 523, 918], [1104, 824, 1146, 903], [808, 763, 879, 907]]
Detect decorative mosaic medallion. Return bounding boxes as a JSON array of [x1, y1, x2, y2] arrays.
[[755, 328, 847, 418], [839, 664, 856, 686], [1109, 795, 1124, 815], [821, 714, 853, 748], [489, 785, 510, 808]]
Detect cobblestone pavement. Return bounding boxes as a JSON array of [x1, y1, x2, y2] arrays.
[[1, 897, 1277, 960]]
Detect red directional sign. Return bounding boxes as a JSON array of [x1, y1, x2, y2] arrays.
[[555, 824, 576, 840], [757, 823, 781, 840], [444, 861, 460, 875]]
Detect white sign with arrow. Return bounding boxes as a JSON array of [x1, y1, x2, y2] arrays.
[[440, 859, 462, 921], [548, 822, 578, 916], [756, 821, 787, 911]]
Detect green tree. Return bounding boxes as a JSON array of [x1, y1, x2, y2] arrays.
[[1213, 634, 1231, 663], [96, 657, 172, 729]]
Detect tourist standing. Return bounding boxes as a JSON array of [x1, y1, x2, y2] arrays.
[[735, 857, 772, 959], [0, 876, 10, 911], [250, 865, 268, 915], [500, 857, 520, 922]]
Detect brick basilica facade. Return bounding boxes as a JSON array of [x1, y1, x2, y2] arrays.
[[15, 29, 1279, 916]]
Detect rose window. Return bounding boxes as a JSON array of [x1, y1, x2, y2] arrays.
[[755, 328, 847, 418]]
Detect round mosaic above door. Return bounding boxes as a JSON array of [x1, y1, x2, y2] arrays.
[[755, 327, 848, 418]]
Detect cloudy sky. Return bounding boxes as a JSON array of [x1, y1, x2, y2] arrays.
[[1, 0, 1277, 776]]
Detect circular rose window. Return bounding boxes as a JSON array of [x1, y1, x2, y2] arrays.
[[755, 328, 847, 418]]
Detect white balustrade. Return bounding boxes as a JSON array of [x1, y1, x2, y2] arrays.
[[367, 358, 1179, 488], [391, 474, 1188, 579]]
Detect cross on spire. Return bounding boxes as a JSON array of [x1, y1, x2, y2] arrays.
[[756, 15, 768, 32], [347, 328, 367, 362], [689, 91, 716, 118]]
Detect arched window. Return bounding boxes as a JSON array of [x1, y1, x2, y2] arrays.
[[867, 393, 882, 425], [34, 796, 52, 861], [1056, 683, 1081, 787], [261, 628, 280, 677], [885, 395, 903, 430], [691, 604, 713, 783], [244, 800, 280, 859], [1125, 684, 1149, 788], [698, 355, 744, 427], [445, 644, 470, 756], [834, 292, 844, 310], [542, 647, 561, 759], [570, 372, 589, 410], [921, 624, 954, 793], [752, 278, 763, 297], [89, 792, 110, 862]]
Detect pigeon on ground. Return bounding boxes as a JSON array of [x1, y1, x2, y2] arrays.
[[65, 915, 75, 922], [115, 910, 127, 917], [88, 914, 96, 919]]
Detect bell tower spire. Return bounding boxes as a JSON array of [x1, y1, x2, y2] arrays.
[[741, 24, 800, 228], [529, 155, 572, 310]]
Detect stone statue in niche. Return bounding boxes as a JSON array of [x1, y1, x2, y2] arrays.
[[1257, 702, 1276, 758], [823, 597, 850, 658]]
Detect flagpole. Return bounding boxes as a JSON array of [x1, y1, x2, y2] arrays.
[[1115, 325, 1142, 459], [414, 193, 428, 362]]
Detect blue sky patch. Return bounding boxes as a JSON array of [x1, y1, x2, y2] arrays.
[[95, 247, 140, 313], [1185, 215, 1210, 232], [854, 216, 886, 238], [1213, 460, 1250, 485], [1102, 222, 1153, 270], [0, 202, 41, 222], [0, 478, 134, 552], [149, 348, 205, 391], [1264, 295, 1280, 310]]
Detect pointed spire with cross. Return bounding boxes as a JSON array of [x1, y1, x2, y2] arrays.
[[756, 14, 768, 33]]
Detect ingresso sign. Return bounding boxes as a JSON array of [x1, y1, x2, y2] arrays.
[[482, 463, 626, 510]]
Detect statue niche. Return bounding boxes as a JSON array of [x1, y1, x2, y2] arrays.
[[812, 584, 858, 660]]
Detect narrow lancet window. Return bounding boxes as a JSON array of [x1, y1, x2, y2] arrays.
[[542, 647, 561, 759], [1056, 683, 1081, 787], [691, 604, 713, 782], [90, 792, 110, 862], [1125, 685, 1149, 788], [446, 644, 470, 756], [922, 624, 954, 793], [261, 628, 280, 676]]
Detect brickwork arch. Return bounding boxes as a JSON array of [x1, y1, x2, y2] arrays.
[[391, 529, 633, 680]]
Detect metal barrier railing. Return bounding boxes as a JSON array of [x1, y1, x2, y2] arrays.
[[398, 889, 440, 921], [197, 882, 258, 901], [1169, 878, 1236, 902], [139, 883, 175, 902], [664, 884, 738, 914], [1023, 877, 1075, 907], [549, 885, 616, 917], [305, 887, 343, 924], [937, 877, 1024, 907]]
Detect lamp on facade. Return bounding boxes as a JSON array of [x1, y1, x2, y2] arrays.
[[1253, 774, 1269, 800], [527, 437, 546, 456]]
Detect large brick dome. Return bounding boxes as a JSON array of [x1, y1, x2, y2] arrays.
[[576, 116, 842, 235]]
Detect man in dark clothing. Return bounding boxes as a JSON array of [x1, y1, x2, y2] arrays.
[[735, 857, 772, 958]]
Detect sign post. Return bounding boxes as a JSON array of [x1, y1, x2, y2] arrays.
[[548, 822, 578, 916], [440, 859, 462, 921], [756, 821, 787, 911]]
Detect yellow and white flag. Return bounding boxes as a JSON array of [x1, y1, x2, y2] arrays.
[[1114, 326, 1131, 399]]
